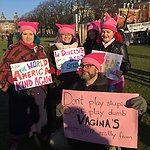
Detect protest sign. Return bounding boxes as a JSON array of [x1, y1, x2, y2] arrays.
[[92, 50, 123, 81], [10, 58, 52, 91], [127, 21, 150, 32], [62, 90, 139, 148], [54, 47, 85, 73]]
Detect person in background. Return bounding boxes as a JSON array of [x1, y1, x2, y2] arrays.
[[93, 13, 131, 92], [5, 30, 13, 48], [1, 32, 5, 41], [46, 23, 80, 135], [83, 19, 101, 55], [144, 28, 148, 44], [148, 29, 150, 45], [118, 28, 130, 47], [124, 29, 131, 46], [0, 21, 49, 150], [49, 53, 147, 150]]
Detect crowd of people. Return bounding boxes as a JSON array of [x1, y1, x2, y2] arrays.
[[0, 12, 148, 150]]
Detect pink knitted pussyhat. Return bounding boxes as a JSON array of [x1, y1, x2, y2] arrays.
[[87, 19, 101, 32], [56, 23, 76, 35], [18, 21, 39, 34], [102, 13, 120, 32], [81, 53, 105, 71]]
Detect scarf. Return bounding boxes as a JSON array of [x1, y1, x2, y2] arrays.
[[55, 42, 78, 50], [19, 40, 36, 49]]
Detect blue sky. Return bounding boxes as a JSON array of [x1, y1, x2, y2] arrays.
[[0, 0, 47, 20]]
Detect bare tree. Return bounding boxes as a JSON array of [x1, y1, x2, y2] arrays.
[[122, 0, 134, 29], [19, 0, 119, 36], [73, 0, 93, 23], [87, 0, 118, 20]]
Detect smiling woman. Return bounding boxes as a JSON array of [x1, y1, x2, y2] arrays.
[[93, 13, 131, 93], [0, 20, 49, 150], [46, 22, 81, 138]]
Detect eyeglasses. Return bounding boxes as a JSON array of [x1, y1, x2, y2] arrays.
[[80, 64, 95, 69]]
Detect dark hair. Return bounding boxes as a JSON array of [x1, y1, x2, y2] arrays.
[[85, 30, 99, 43]]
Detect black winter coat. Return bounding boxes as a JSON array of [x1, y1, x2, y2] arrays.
[[46, 44, 80, 90], [72, 72, 108, 92], [46, 44, 80, 132], [83, 38, 97, 55]]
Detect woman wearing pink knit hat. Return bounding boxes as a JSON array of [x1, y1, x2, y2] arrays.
[[46, 23, 80, 135], [0, 21, 49, 150], [93, 13, 131, 93], [83, 19, 101, 55]]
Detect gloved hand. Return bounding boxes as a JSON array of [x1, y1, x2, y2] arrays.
[[56, 103, 64, 117], [48, 67, 61, 76], [49, 67, 55, 74], [56, 70, 61, 76], [8, 76, 17, 83], [77, 68, 82, 75], [130, 96, 147, 116]]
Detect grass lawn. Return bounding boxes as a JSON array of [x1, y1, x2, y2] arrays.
[[0, 37, 150, 150], [124, 44, 150, 150]]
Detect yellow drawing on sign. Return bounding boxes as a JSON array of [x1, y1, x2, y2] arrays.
[[110, 58, 115, 68]]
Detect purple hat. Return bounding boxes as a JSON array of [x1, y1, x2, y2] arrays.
[[87, 19, 101, 32]]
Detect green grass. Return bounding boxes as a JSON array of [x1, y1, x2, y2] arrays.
[[124, 44, 150, 150], [0, 39, 150, 150]]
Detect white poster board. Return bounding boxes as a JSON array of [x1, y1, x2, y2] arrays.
[[92, 50, 123, 81], [10, 58, 52, 91], [54, 47, 85, 73]]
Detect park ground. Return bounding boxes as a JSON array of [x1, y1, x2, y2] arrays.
[[0, 37, 150, 150]]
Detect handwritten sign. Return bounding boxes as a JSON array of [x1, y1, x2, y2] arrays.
[[62, 90, 139, 148], [54, 47, 85, 73], [92, 50, 123, 81], [10, 58, 52, 91]]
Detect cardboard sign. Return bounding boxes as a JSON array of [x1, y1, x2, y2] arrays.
[[10, 58, 52, 91], [92, 50, 123, 81], [62, 90, 139, 148], [54, 47, 85, 73]]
